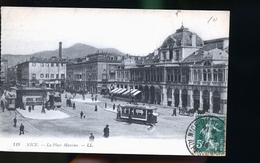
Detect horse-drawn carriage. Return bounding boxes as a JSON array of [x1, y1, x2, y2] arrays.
[[178, 107, 195, 116]]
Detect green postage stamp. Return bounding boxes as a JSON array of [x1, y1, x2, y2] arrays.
[[185, 115, 226, 156]]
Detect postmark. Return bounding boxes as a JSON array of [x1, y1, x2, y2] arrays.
[[185, 115, 226, 156]]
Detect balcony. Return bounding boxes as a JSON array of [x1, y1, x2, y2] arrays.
[[189, 81, 227, 87]]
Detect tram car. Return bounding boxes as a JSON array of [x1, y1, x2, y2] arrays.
[[116, 104, 158, 125], [48, 92, 62, 108], [6, 97, 16, 110]]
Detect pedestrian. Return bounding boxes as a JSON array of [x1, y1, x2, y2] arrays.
[[19, 123, 24, 135], [89, 133, 95, 142], [65, 94, 67, 99], [13, 117, 17, 127], [32, 104, 34, 110], [113, 104, 115, 110], [103, 125, 109, 138], [128, 114, 132, 124], [117, 108, 121, 119], [105, 103, 107, 108], [94, 105, 98, 112], [73, 102, 76, 110], [92, 97, 94, 101], [80, 111, 83, 119], [172, 107, 177, 116], [28, 105, 31, 112], [95, 95, 97, 101]]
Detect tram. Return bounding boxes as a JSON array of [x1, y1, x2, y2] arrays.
[[48, 92, 61, 108], [6, 97, 16, 110], [116, 104, 158, 125]]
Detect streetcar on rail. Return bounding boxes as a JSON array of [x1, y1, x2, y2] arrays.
[[116, 104, 158, 125], [48, 92, 62, 108], [6, 97, 16, 110]]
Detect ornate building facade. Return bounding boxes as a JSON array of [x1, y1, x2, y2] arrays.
[[113, 25, 228, 114], [66, 53, 124, 94]]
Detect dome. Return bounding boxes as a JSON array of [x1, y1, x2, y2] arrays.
[[161, 25, 204, 48]]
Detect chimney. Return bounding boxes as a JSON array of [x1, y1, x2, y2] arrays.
[[59, 42, 62, 59], [192, 33, 196, 47]]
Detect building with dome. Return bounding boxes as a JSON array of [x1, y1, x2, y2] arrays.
[[158, 24, 204, 63], [113, 25, 228, 114]]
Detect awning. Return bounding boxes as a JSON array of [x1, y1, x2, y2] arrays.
[[113, 88, 123, 93], [110, 88, 119, 93], [130, 89, 138, 94], [133, 90, 141, 96], [122, 90, 131, 95], [116, 88, 126, 94]]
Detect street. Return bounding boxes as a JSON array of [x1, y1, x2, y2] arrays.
[[0, 92, 195, 140]]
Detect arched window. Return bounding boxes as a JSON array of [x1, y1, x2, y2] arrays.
[[208, 69, 212, 81], [169, 45, 173, 60], [204, 61, 211, 66], [213, 69, 218, 81], [203, 70, 207, 81], [194, 70, 197, 81], [198, 70, 202, 81], [218, 69, 223, 81]]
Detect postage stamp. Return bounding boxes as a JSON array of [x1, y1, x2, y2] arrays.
[[185, 115, 226, 156]]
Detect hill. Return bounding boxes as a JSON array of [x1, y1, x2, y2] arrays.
[[2, 43, 126, 68]]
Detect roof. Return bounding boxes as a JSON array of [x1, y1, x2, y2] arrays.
[[135, 53, 159, 65], [121, 104, 157, 110], [183, 48, 228, 63], [161, 25, 204, 48]]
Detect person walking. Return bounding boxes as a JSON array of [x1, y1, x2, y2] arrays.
[[19, 123, 24, 135], [103, 125, 109, 138], [128, 114, 132, 124], [172, 107, 177, 116], [89, 133, 95, 142], [13, 117, 17, 127], [113, 104, 115, 110], [73, 102, 76, 110], [28, 105, 31, 112], [32, 104, 34, 110], [94, 105, 98, 112], [80, 111, 83, 119], [105, 103, 107, 108], [95, 95, 97, 101]]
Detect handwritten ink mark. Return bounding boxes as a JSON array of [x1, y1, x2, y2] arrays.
[[208, 16, 218, 24]]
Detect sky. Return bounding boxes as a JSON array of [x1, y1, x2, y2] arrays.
[[1, 7, 230, 56]]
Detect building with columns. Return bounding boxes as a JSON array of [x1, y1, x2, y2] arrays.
[[113, 25, 228, 114]]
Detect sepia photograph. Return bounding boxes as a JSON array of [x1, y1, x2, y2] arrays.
[[1, 7, 229, 155]]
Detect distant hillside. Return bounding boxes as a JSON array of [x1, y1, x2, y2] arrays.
[[1, 54, 31, 68], [2, 43, 126, 68]]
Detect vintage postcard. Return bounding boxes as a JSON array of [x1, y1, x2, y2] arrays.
[[0, 7, 229, 155]]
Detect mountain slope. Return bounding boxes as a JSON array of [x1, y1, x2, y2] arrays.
[[2, 43, 126, 68]]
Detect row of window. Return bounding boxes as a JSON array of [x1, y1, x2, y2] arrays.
[[32, 63, 64, 67], [32, 73, 65, 79], [193, 69, 224, 82]]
